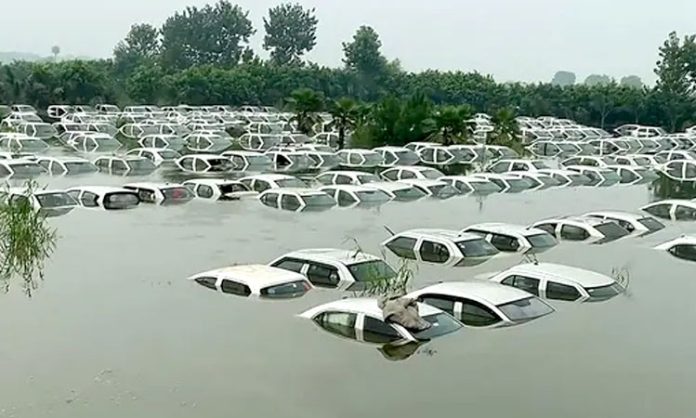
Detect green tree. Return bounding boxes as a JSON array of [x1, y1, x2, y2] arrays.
[[342, 26, 388, 78], [654, 32, 696, 131], [113, 24, 161, 76], [431, 105, 474, 145], [126, 63, 168, 104], [286, 88, 324, 135], [263, 3, 318, 66], [491, 107, 520, 149], [620, 75, 643, 89], [551, 71, 576, 87], [328, 98, 358, 150], [160, 1, 254, 69]]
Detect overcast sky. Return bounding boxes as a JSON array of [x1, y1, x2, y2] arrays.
[[3, 0, 695, 83]]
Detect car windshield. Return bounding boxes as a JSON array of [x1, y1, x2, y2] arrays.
[[595, 222, 630, 239], [526, 233, 557, 248], [208, 159, 234, 172], [497, 297, 554, 322], [8, 163, 43, 177], [276, 178, 307, 188], [428, 184, 457, 198], [471, 181, 501, 193], [103, 192, 139, 209], [301, 193, 336, 207], [638, 217, 665, 231], [94, 137, 121, 149], [363, 153, 383, 166], [355, 190, 391, 203], [161, 187, 194, 203], [394, 151, 420, 164], [422, 169, 443, 180], [35, 192, 76, 208], [448, 148, 470, 161], [347, 260, 397, 282], [64, 161, 98, 174], [508, 178, 532, 189], [287, 154, 313, 167], [357, 174, 380, 184], [126, 159, 156, 171], [247, 155, 272, 166], [600, 170, 621, 182], [15, 139, 47, 151], [159, 150, 181, 160], [634, 157, 651, 166], [569, 174, 590, 185], [532, 161, 550, 169], [585, 283, 624, 301], [392, 187, 427, 201], [34, 125, 57, 138], [261, 280, 311, 299], [456, 238, 499, 257], [411, 313, 462, 340], [538, 175, 560, 187]]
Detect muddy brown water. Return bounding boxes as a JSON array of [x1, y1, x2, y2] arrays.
[[1, 170, 696, 418]]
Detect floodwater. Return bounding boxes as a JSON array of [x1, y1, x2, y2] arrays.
[[1, 170, 696, 418]]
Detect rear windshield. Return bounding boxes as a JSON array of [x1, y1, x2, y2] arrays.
[[422, 170, 443, 180], [526, 233, 557, 248], [301, 193, 336, 207], [276, 178, 307, 188], [393, 187, 426, 201], [161, 187, 194, 203], [411, 313, 462, 340], [103, 192, 140, 209], [8, 163, 44, 177], [585, 283, 624, 301], [64, 161, 98, 174], [354, 189, 391, 203], [595, 222, 630, 239], [127, 159, 156, 171], [456, 238, 499, 257], [260, 280, 311, 299], [35, 193, 76, 208], [347, 260, 397, 282], [497, 297, 554, 322], [638, 217, 665, 232], [357, 174, 380, 184], [471, 181, 501, 193]]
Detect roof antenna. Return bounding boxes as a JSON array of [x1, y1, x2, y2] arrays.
[[383, 225, 395, 236]]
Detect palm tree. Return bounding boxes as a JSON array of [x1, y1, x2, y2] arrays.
[[431, 105, 474, 145], [285, 88, 324, 135], [491, 107, 521, 149], [329, 98, 358, 150]]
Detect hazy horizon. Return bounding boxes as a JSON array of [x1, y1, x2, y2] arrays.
[[3, 0, 695, 83]]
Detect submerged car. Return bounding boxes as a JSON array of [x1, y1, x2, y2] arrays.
[[0, 134, 49, 152], [138, 134, 187, 151], [240, 174, 308, 192], [258, 188, 336, 212], [565, 166, 621, 187], [66, 186, 140, 210], [440, 176, 502, 195], [488, 263, 625, 303], [0, 159, 46, 179], [189, 265, 313, 299], [397, 179, 458, 199], [382, 229, 499, 267], [584, 211, 665, 236], [36, 156, 98, 176], [641, 199, 696, 221], [336, 149, 384, 168], [222, 151, 273, 172], [66, 133, 122, 153], [314, 171, 381, 186], [530, 216, 631, 244], [406, 282, 554, 327], [508, 172, 561, 190], [486, 159, 552, 174], [610, 165, 658, 185], [461, 223, 558, 254], [126, 148, 181, 167], [175, 154, 235, 174], [183, 179, 257, 201], [535, 169, 591, 187], [373, 146, 421, 167], [471, 173, 534, 193], [185, 133, 231, 153], [270, 248, 397, 290], [6, 188, 78, 217], [380, 166, 444, 181], [265, 150, 314, 173], [658, 160, 696, 181], [363, 182, 427, 202], [655, 235, 696, 262], [94, 156, 157, 176], [123, 182, 194, 206], [319, 185, 392, 208]]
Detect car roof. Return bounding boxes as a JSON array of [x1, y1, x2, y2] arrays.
[[241, 174, 297, 181], [398, 179, 446, 187], [189, 265, 307, 292], [656, 235, 696, 249], [498, 263, 615, 287], [280, 248, 382, 265], [387, 165, 439, 172], [473, 173, 523, 180], [300, 297, 442, 320], [365, 182, 413, 191], [397, 229, 484, 242], [319, 185, 378, 192], [374, 146, 411, 151], [66, 186, 135, 194], [37, 156, 89, 162], [318, 171, 375, 177], [124, 182, 185, 189], [222, 150, 265, 156], [440, 175, 490, 183], [184, 178, 243, 186], [409, 281, 535, 306], [129, 147, 177, 153], [182, 154, 228, 160], [537, 215, 610, 226], [338, 149, 378, 155], [585, 211, 649, 221], [269, 188, 327, 195], [466, 223, 542, 236]]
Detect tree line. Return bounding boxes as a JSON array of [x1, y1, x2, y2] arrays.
[[0, 1, 695, 132]]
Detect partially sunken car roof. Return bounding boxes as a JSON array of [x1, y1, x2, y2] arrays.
[[189, 265, 308, 292], [365, 182, 415, 191], [37, 156, 90, 163], [642, 199, 696, 208], [318, 170, 376, 177], [124, 182, 185, 189], [300, 297, 442, 320], [185, 178, 244, 186], [281, 248, 382, 265], [441, 175, 492, 183], [397, 179, 448, 187], [67, 186, 136, 195], [241, 173, 298, 181], [500, 263, 615, 287], [272, 188, 328, 196], [319, 185, 380, 192], [409, 281, 538, 306], [467, 223, 547, 236], [655, 235, 696, 250], [184, 153, 229, 160], [222, 150, 266, 156], [399, 228, 483, 242], [129, 147, 176, 153], [586, 211, 654, 220]]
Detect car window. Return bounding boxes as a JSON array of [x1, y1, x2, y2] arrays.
[[181, 158, 194, 171], [306, 262, 340, 288], [194, 159, 208, 172], [197, 185, 214, 199], [112, 160, 128, 172], [281, 194, 301, 211], [315, 312, 357, 340], [675, 205, 696, 220], [348, 153, 362, 165], [363, 316, 401, 344], [670, 245, 696, 262], [335, 175, 352, 185], [272, 258, 305, 273], [220, 279, 252, 297], [260, 192, 278, 207], [560, 225, 590, 241], [435, 149, 450, 163], [512, 162, 528, 171], [80, 191, 99, 208], [418, 294, 456, 315], [546, 281, 581, 301], [501, 275, 540, 296], [194, 277, 218, 290], [385, 236, 417, 259], [644, 204, 672, 219], [382, 152, 397, 165], [337, 190, 357, 206], [461, 300, 502, 327], [619, 168, 639, 183], [401, 170, 417, 179], [420, 148, 435, 162], [419, 240, 450, 263], [490, 234, 520, 251]]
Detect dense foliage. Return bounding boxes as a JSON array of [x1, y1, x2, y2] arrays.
[[1, 0, 695, 132]]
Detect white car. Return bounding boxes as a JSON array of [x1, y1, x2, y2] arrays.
[[418, 146, 465, 166], [240, 174, 307, 192], [222, 151, 273, 171], [397, 179, 458, 199], [0, 159, 46, 178], [304, 151, 340, 170], [319, 185, 392, 208], [561, 156, 616, 168], [613, 154, 661, 168], [185, 133, 231, 153], [258, 188, 336, 212], [380, 166, 444, 181], [641, 199, 696, 221], [123, 182, 194, 206], [406, 282, 554, 327], [188, 265, 313, 299], [382, 229, 499, 267], [5, 188, 78, 217], [138, 134, 187, 151], [238, 133, 282, 151], [314, 171, 381, 186], [373, 146, 421, 167], [66, 132, 122, 153], [530, 216, 630, 243], [126, 148, 181, 167], [565, 166, 621, 187], [14, 122, 57, 140], [440, 176, 502, 195], [486, 159, 551, 174], [363, 182, 427, 202], [66, 186, 140, 210], [461, 223, 558, 253], [405, 142, 442, 153], [508, 172, 561, 190], [655, 235, 696, 262], [175, 154, 235, 174], [183, 179, 257, 201], [270, 248, 397, 290], [535, 169, 591, 187], [654, 150, 696, 163], [584, 211, 665, 236], [35, 156, 98, 176], [0, 133, 49, 153], [299, 298, 462, 345], [609, 165, 658, 185], [471, 173, 533, 192], [265, 150, 314, 173], [488, 263, 625, 303], [658, 160, 696, 181], [336, 149, 383, 168], [94, 156, 157, 176]]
